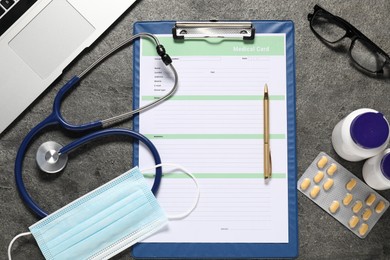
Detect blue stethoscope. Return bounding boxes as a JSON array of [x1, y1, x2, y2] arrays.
[[14, 33, 178, 219]]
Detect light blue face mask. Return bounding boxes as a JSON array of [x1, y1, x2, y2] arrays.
[[27, 166, 167, 260]]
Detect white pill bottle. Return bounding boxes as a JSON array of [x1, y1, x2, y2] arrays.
[[332, 108, 390, 161], [362, 148, 390, 190]]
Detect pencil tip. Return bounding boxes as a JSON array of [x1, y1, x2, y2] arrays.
[[264, 84, 268, 93]]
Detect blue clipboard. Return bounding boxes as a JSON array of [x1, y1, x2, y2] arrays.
[[132, 20, 298, 259]]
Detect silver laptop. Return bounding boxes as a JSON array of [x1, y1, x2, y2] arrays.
[[0, 0, 137, 134]]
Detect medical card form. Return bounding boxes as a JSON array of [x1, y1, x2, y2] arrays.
[[137, 35, 288, 243]]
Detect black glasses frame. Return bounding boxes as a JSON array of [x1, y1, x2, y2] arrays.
[[308, 5, 390, 75]]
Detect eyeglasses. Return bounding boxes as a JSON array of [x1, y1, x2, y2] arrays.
[[308, 5, 390, 75]]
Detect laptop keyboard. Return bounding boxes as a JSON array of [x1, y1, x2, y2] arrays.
[[1, 0, 16, 10], [0, 0, 37, 37]]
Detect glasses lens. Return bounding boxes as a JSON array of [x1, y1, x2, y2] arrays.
[[350, 39, 387, 72], [311, 11, 346, 43]]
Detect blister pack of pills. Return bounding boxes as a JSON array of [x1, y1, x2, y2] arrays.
[[298, 152, 389, 238]]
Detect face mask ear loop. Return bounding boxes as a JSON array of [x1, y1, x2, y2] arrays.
[[141, 163, 200, 220], [8, 232, 32, 260]]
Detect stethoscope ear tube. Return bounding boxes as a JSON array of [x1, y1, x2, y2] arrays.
[[15, 128, 162, 219], [51, 33, 178, 130], [53, 76, 103, 132]]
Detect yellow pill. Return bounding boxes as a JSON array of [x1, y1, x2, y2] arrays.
[[300, 178, 311, 191], [346, 178, 357, 191], [343, 193, 353, 206], [349, 215, 359, 228], [365, 193, 376, 206], [314, 171, 324, 184], [310, 186, 321, 199], [352, 201, 363, 214], [329, 200, 340, 214], [359, 223, 369, 236], [362, 208, 372, 221], [375, 200, 386, 214], [326, 163, 337, 176], [317, 156, 328, 169], [323, 178, 334, 191]]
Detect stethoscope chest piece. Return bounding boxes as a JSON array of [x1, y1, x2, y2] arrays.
[[36, 141, 68, 174]]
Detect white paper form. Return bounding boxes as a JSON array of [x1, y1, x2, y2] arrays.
[[137, 34, 288, 243]]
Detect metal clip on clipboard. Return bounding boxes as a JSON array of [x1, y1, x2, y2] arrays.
[[172, 21, 255, 40]]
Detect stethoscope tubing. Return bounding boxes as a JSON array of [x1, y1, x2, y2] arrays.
[[15, 127, 162, 219], [14, 32, 175, 219]]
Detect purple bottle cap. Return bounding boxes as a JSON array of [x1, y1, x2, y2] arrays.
[[381, 153, 390, 180], [350, 112, 389, 149]]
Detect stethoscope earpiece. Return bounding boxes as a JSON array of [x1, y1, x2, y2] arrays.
[[36, 141, 68, 174]]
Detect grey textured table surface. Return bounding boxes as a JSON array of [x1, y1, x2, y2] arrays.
[[1, 0, 390, 259]]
